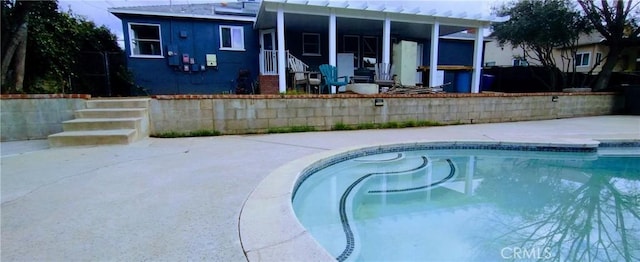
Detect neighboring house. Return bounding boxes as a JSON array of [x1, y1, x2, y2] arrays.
[[484, 33, 639, 74], [483, 40, 540, 67], [557, 34, 639, 74], [110, 0, 503, 95]]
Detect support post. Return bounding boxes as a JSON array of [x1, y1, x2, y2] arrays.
[[277, 5, 286, 93], [471, 26, 484, 93], [382, 15, 391, 65], [329, 9, 337, 93], [429, 21, 440, 88]]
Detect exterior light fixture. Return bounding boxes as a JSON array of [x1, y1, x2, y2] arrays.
[[374, 98, 384, 106]]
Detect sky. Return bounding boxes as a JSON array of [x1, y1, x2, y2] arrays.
[[57, 0, 501, 46]]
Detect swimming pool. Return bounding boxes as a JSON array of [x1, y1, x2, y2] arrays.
[[292, 144, 640, 261]]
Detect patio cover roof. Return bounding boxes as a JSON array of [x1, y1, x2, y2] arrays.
[[256, 0, 506, 37]]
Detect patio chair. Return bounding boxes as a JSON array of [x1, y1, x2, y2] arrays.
[[288, 56, 321, 93], [319, 64, 349, 94], [374, 63, 396, 88]]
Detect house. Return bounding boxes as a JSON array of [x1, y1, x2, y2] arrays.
[[110, 0, 504, 95], [557, 34, 639, 75], [484, 33, 639, 74], [483, 40, 537, 67]]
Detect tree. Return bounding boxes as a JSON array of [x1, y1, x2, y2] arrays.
[[1, 0, 34, 91], [492, 0, 591, 90], [1, 0, 131, 95], [578, 0, 640, 90]]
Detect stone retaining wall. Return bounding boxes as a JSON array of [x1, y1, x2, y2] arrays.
[[0, 93, 624, 140], [150, 92, 624, 135], [1, 94, 90, 141]]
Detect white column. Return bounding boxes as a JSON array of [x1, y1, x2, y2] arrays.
[[329, 9, 337, 93], [277, 5, 286, 93], [382, 15, 391, 65], [471, 26, 484, 93], [429, 21, 440, 87]]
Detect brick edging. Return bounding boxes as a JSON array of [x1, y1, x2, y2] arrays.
[[151, 92, 620, 100], [0, 92, 617, 100], [0, 94, 91, 99]]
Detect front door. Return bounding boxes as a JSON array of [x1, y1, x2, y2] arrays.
[[260, 29, 277, 75]]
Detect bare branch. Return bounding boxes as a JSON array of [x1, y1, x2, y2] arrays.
[[602, 0, 613, 22]]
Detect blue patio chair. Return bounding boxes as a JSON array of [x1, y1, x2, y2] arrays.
[[319, 64, 349, 94]]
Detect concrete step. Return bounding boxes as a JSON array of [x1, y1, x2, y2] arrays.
[[86, 98, 150, 109], [62, 118, 141, 131], [75, 108, 147, 119], [48, 129, 136, 147]]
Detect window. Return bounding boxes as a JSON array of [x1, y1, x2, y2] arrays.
[[512, 59, 528, 66], [343, 35, 359, 67], [595, 52, 603, 65], [362, 36, 378, 69], [575, 52, 590, 67], [303, 33, 321, 56], [220, 25, 245, 51], [129, 23, 162, 57]]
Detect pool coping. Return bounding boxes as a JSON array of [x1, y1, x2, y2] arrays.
[[238, 139, 639, 261]]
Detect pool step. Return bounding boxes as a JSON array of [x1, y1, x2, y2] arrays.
[[366, 159, 456, 194], [48, 98, 150, 147]]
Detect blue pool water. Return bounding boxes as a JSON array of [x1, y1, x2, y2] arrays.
[[292, 147, 640, 261]]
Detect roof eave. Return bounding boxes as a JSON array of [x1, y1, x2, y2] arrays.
[[108, 8, 256, 22]]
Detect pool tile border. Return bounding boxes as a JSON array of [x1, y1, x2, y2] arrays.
[[239, 140, 637, 261]]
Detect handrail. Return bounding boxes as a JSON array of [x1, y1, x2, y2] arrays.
[[260, 50, 310, 76]]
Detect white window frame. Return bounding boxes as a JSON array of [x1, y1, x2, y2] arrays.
[[302, 33, 321, 56], [362, 36, 378, 69], [512, 59, 528, 66], [343, 35, 360, 67], [128, 22, 163, 58], [219, 25, 246, 51], [575, 52, 591, 67], [595, 52, 603, 65]]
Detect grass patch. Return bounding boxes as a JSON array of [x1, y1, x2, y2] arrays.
[[381, 122, 400, 128], [152, 120, 458, 138], [415, 120, 444, 127], [152, 129, 221, 138], [332, 119, 452, 131], [332, 122, 354, 130], [267, 125, 316, 134], [356, 122, 377, 129]]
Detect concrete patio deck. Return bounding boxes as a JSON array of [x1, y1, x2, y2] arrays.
[[1, 116, 639, 261]]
